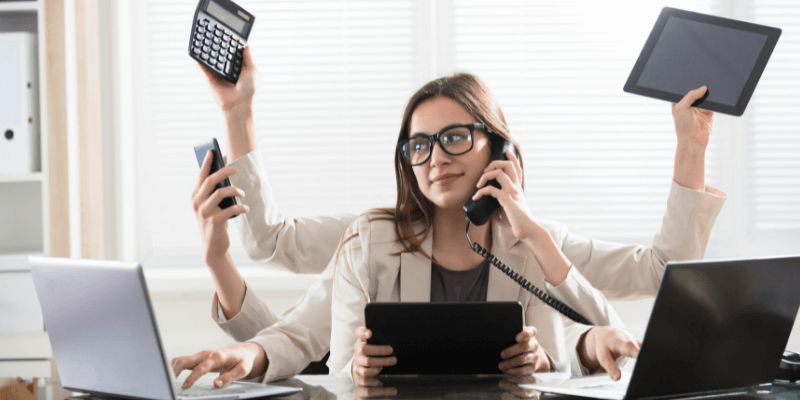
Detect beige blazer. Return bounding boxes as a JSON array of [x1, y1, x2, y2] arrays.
[[329, 210, 630, 376], [214, 149, 727, 381]]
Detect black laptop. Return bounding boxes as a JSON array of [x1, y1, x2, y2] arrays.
[[525, 255, 800, 399]]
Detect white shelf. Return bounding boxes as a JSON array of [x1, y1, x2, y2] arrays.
[[0, 1, 38, 13], [0, 172, 42, 183]]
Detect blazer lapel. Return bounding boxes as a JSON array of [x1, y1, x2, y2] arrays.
[[400, 229, 433, 302]]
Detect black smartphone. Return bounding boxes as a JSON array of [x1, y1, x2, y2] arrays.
[[194, 138, 237, 212], [462, 135, 518, 226], [189, 0, 255, 84]]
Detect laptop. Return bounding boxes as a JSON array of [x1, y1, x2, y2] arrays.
[[524, 255, 800, 400], [28, 256, 301, 400]]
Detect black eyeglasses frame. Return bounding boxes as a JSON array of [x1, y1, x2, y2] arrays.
[[397, 122, 494, 166]]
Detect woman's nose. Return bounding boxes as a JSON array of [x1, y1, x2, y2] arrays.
[[429, 142, 452, 167]]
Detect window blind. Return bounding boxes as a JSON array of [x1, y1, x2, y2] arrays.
[[437, 0, 718, 243], [751, 2, 800, 230]]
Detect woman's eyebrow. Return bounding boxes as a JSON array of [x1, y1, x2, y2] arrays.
[[409, 123, 467, 138]]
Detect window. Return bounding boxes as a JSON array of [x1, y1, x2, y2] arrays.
[[131, 1, 800, 268]]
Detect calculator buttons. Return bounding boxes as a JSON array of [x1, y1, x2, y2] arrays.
[[233, 64, 240, 74], [212, 44, 220, 52], [201, 53, 209, 61], [225, 61, 232, 75], [218, 55, 225, 63], [203, 45, 210, 53], [213, 37, 220, 44], [230, 40, 238, 47], [221, 42, 229, 50], [210, 50, 218, 58], [197, 27, 205, 34], [234, 57, 241, 67], [199, 19, 208, 27], [232, 72, 239, 80], [195, 33, 202, 40], [227, 53, 233, 61], [203, 38, 211, 46], [194, 40, 201, 47], [205, 31, 213, 39], [220, 49, 228, 57], [215, 29, 223, 37], [216, 61, 225, 70], [223, 35, 230, 42], [192, 47, 201, 55]]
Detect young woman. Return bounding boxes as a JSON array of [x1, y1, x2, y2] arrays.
[[172, 46, 726, 389], [329, 73, 644, 383]]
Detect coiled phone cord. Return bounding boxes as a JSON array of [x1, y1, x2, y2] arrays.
[[465, 219, 592, 325]]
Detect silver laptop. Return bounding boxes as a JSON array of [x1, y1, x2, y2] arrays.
[[28, 256, 301, 400], [524, 255, 800, 400]]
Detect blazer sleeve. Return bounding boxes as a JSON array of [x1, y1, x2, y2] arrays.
[[245, 261, 335, 382], [561, 180, 727, 301], [227, 148, 357, 274], [328, 217, 372, 376], [209, 148, 355, 339], [210, 281, 279, 341]]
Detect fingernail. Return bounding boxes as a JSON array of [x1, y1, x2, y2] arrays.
[[244, 205, 250, 212], [214, 380, 222, 388], [182, 383, 189, 389]]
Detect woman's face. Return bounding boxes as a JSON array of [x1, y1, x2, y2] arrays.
[[408, 96, 493, 211]]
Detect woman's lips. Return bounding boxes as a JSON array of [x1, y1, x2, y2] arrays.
[[434, 174, 461, 186]]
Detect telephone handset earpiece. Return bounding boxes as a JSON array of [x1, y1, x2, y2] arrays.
[[462, 135, 592, 325]]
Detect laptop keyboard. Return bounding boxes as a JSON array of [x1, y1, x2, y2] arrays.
[[174, 382, 248, 398]]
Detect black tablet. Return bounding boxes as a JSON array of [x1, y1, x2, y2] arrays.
[[623, 7, 781, 116], [365, 302, 523, 375]]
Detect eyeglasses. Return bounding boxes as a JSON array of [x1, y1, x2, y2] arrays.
[[397, 123, 493, 166]]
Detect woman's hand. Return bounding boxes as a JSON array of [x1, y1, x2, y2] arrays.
[[472, 147, 537, 242], [351, 327, 396, 385], [578, 326, 642, 381], [499, 326, 551, 376], [671, 86, 713, 191], [171, 342, 268, 389], [198, 46, 257, 114], [672, 86, 714, 149], [192, 150, 249, 264]]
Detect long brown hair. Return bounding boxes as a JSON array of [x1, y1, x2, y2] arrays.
[[338, 73, 524, 262]]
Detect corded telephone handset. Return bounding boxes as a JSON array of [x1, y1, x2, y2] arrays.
[[462, 134, 592, 325]]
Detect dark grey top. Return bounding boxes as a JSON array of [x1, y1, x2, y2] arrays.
[[430, 257, 490, 303]]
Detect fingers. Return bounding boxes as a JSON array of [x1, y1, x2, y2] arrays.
[[214, 363, 248, 388], [242, 45, 254, 72], [677, 85, 708, 109], [597, 345, 621, 381], [499, 347, 539, 372], [517, 327, 537, 343], [476, 168, 515, 190], [197, 62, 225, 86], [356, 327, 372, 341], [484, 157, 519, 184], [196, 166, 238, 205], [182, 352, 226, 389], [200, 185, 245, 217], [472, 184, 502, 202], [214, 204, 250, 222], [171, 351, 210, 378]]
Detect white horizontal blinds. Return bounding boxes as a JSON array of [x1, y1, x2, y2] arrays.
[[140, 1, 418, 267], [751, 2, 800, 231], [440, 1, 718, 242]]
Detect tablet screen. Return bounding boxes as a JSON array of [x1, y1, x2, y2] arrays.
[[637, 17, 768, 107], [624, 7, 781, 116]]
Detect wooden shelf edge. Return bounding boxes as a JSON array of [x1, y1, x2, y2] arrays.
[[0, 1, 39, 13]]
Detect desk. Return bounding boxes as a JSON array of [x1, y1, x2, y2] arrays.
[[270, 376, 800, 400], [42, 375, 800, 400]]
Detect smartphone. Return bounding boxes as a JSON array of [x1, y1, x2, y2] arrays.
[[193, 138, 237, 213]]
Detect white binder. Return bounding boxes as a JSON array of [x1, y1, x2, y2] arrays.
[[0, 33, 40, 174]]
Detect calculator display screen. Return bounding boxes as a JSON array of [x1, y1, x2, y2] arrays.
[[207, 0, 246, 34]]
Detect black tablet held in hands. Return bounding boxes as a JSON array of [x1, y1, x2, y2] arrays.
[[365, 302, 523, 375], [194, 138, 237, 213], [624, 7, 781, 116]]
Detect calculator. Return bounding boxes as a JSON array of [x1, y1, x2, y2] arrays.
[[188, 0, 255, 84]]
